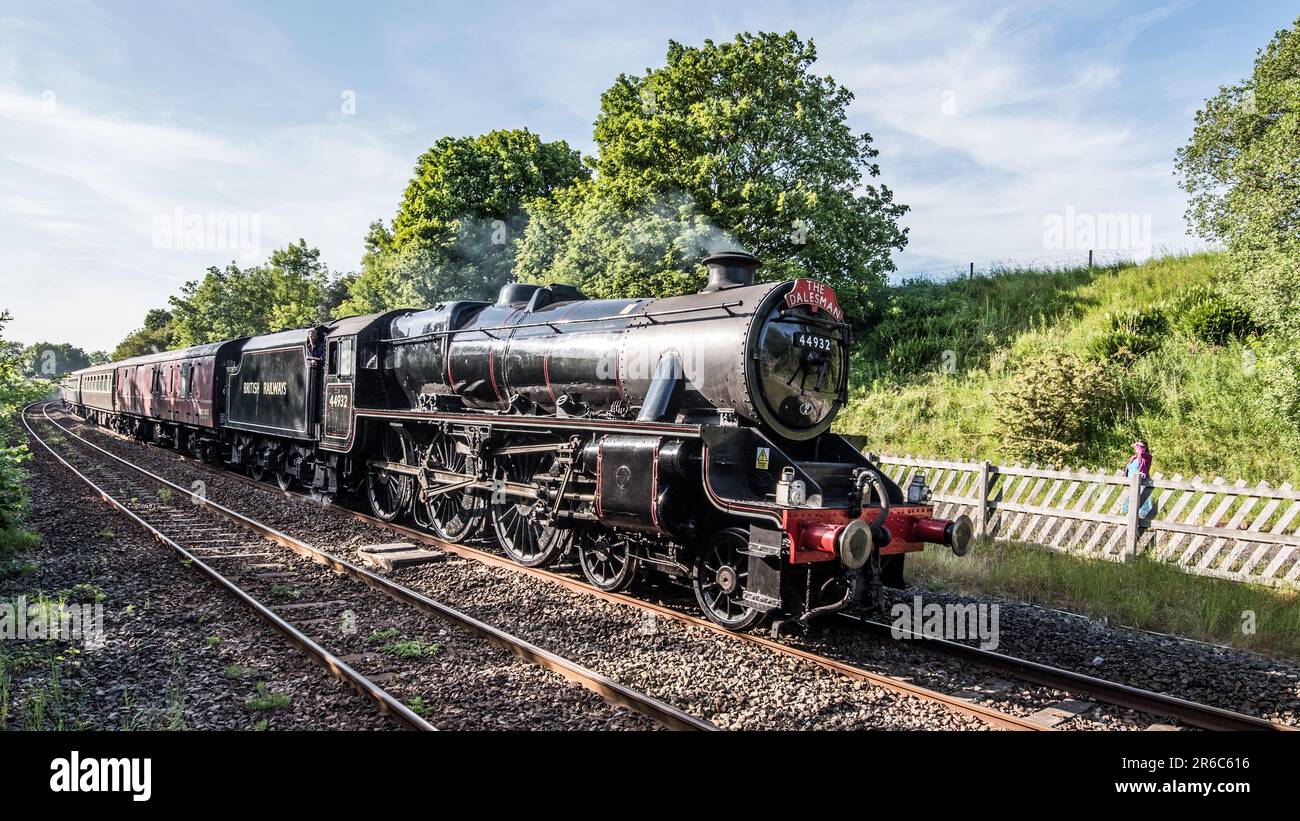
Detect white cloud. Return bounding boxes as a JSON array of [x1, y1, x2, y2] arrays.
[[0, 0, 1219, 352], [813, 1, 1198, 272], [0, 84, 411, 351]]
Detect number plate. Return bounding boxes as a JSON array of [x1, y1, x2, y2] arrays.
[[793, 332, 834, 352]]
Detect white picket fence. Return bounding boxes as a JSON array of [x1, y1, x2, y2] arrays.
[[870, 453, 1300, 589]]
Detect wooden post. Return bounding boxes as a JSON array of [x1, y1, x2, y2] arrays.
[[976, 460, 991, 538], [1125, 470, 1141, 560], [969, 261, 975, 279], [866, 451, 878, 465], [1088, 249, 1094, 268]]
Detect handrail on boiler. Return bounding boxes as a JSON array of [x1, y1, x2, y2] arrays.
[[380, 300, 745, 345]]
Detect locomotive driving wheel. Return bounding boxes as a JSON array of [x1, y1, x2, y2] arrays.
[[276, 449, 303, 492], [366, 426, 413, 522], [693, 528, 764, 630], [416, 432, 484, 543], [489, 447, 570, 567], [577, 526, 639, 592]]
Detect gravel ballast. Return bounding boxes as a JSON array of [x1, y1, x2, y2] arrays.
[[55, 411, 1267, 730], [14, 412, 658, 731]]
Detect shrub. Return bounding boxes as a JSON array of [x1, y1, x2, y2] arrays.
[[1084, 306, 1169, 363], [0, 311, 50, 533], [1171, 284, 1259, 345], [1255, 337, 1300, 434], [996, 348, 1119, 465]]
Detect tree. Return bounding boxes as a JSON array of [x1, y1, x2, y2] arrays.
[[515, 31, 908, 326], [516, 183, 713, 299], [337, 129, 589, 315], [995, 349, 1118, 465], [1175, 16, 1300, 334], [112, 308, 180, 360], [0, 310, 48, 532], [169, 240, 341, 345], [21, 342, 91, 378]]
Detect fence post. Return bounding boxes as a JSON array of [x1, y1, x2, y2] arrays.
[[976, 460, 991, 538], [866, 451, 878, 465], [1125, 470, 1141, 560], [1088, 249, 1094, 268], [969, 261, 975, 279]]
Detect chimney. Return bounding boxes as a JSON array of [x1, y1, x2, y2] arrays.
[[701, 251, 760, 292]]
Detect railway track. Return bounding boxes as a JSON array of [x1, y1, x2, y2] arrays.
[[840, 615, 1290, 732], [323, 506, 1297, 732], [41, 404, 1296, 732], [23, 402, 711, 731]]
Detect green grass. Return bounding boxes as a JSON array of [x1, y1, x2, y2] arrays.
[[405, 696, 428, 716], [58, 582, 106, 603], [908, 538, 1300, 660], [0, 526, 39, 578], [269, 584, 301, 601], [0, 644, 78, 730], [244, 682, 292, 712], [840, 252, 1300, 483], [366, 627, 400, 644], [224, 664, 255, 680], [382, 639, 443, 659]]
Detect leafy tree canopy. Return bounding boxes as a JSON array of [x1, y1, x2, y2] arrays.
[[0, 310, 49, 530], [169, 240, 346, 346], [515, 31, 908, 326], [1176, 16, 1300, 334], [337, 129, 589, 315], [112, 308, 180, 360], [21, 341, 92, 377]]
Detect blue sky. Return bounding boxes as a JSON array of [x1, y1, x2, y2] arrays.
[[1, 0, 1294, 352]]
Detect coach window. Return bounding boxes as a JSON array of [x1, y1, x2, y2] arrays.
[[339, 338, 355, 377], [180, 364, 191, 398]]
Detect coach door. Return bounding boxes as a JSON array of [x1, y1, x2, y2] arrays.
[[320, 335, 355, 450]]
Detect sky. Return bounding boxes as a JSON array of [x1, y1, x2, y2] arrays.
[[0, 0, 1294, 353]]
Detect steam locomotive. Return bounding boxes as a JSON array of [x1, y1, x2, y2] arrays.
[[61, 252, 972, 630]]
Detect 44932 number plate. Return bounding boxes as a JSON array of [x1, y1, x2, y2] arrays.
[[793, 331, 834, 352]]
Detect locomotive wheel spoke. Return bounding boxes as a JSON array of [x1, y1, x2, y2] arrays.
[[490, 445, 567, 567], [367, 426, 412, 522], [577, 526, 639, 593], [693, 528, 763, 631], [419, 433, 483, 542]]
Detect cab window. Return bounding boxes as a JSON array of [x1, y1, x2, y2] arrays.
[[339, 338, 355, 377], [327, 341, 340, 375]]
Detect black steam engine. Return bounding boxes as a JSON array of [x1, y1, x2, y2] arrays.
[[64, 252, 972, 630]]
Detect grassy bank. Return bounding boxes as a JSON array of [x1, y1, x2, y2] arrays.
[[907, 538, 1300, 661], [839, 252, 1300, 484]]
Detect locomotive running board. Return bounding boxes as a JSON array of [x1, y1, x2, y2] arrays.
[[353, 408, 703, 438]]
